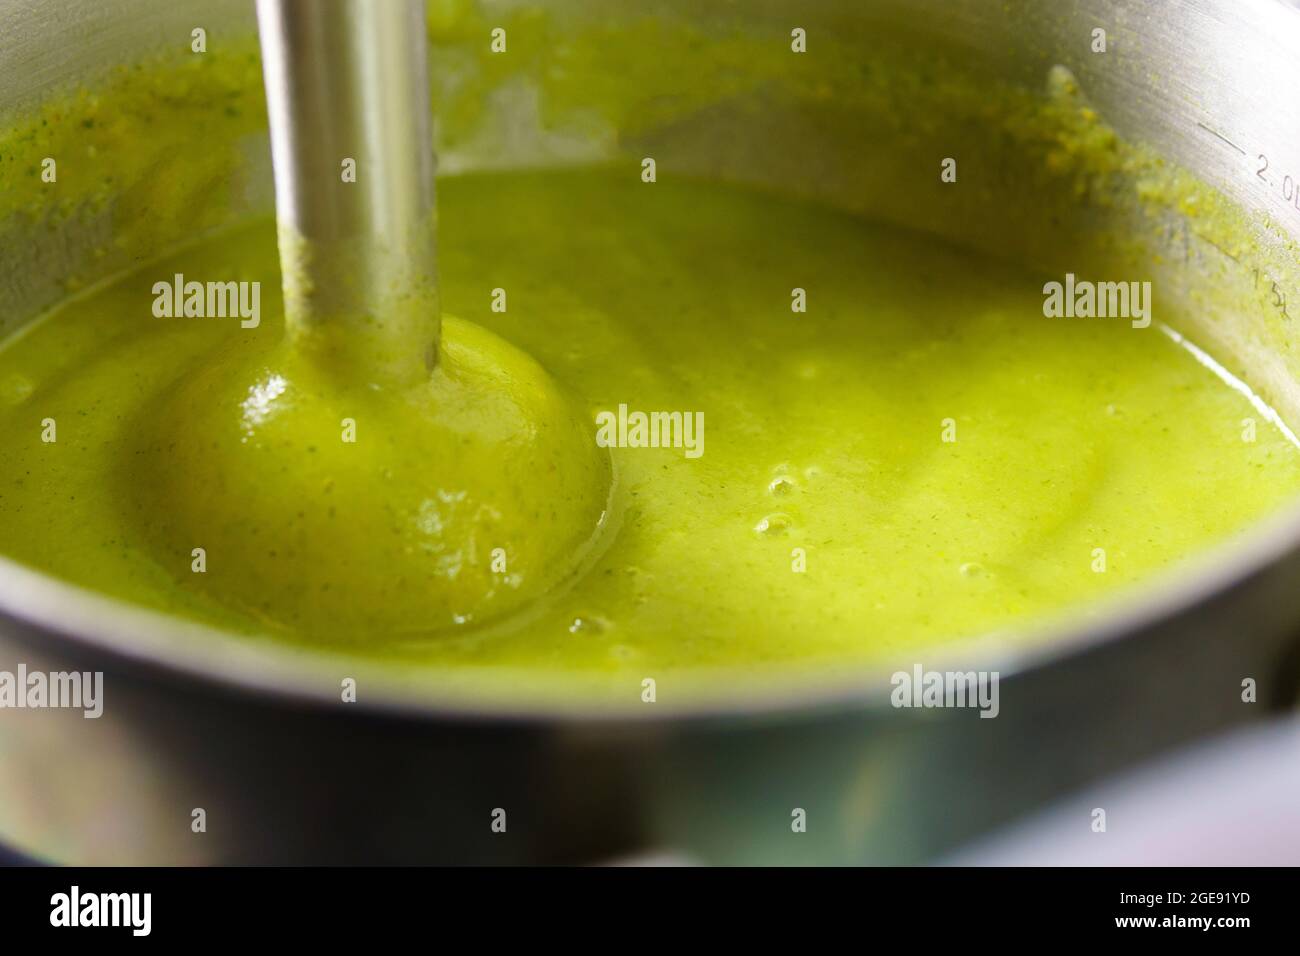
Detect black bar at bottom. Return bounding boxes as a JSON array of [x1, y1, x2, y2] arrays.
[[0, 866, 1281, 941]]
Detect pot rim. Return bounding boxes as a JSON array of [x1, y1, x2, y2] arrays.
[[2, 483, 1299, 725]]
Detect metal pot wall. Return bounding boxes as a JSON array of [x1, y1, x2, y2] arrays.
[[1, 0, 1299, 864]]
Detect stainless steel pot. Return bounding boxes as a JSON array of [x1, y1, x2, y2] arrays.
[[2, 0, 1300, 864]]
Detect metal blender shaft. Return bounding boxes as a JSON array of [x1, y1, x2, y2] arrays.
[[256, 0, 439, 386]]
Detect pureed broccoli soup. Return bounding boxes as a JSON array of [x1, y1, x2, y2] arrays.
[[3, 11, 1299, 707]]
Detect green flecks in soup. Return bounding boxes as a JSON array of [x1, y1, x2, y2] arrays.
[[2, 170, 1299, 698]]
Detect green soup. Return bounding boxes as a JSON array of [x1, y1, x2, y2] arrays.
[[2, 168, 1299, 702]]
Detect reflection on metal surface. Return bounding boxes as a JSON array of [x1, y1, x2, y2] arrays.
[[944, 717, 1300, 865]]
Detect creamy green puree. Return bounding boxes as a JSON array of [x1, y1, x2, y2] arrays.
[[3, 168, 1300, 694]]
